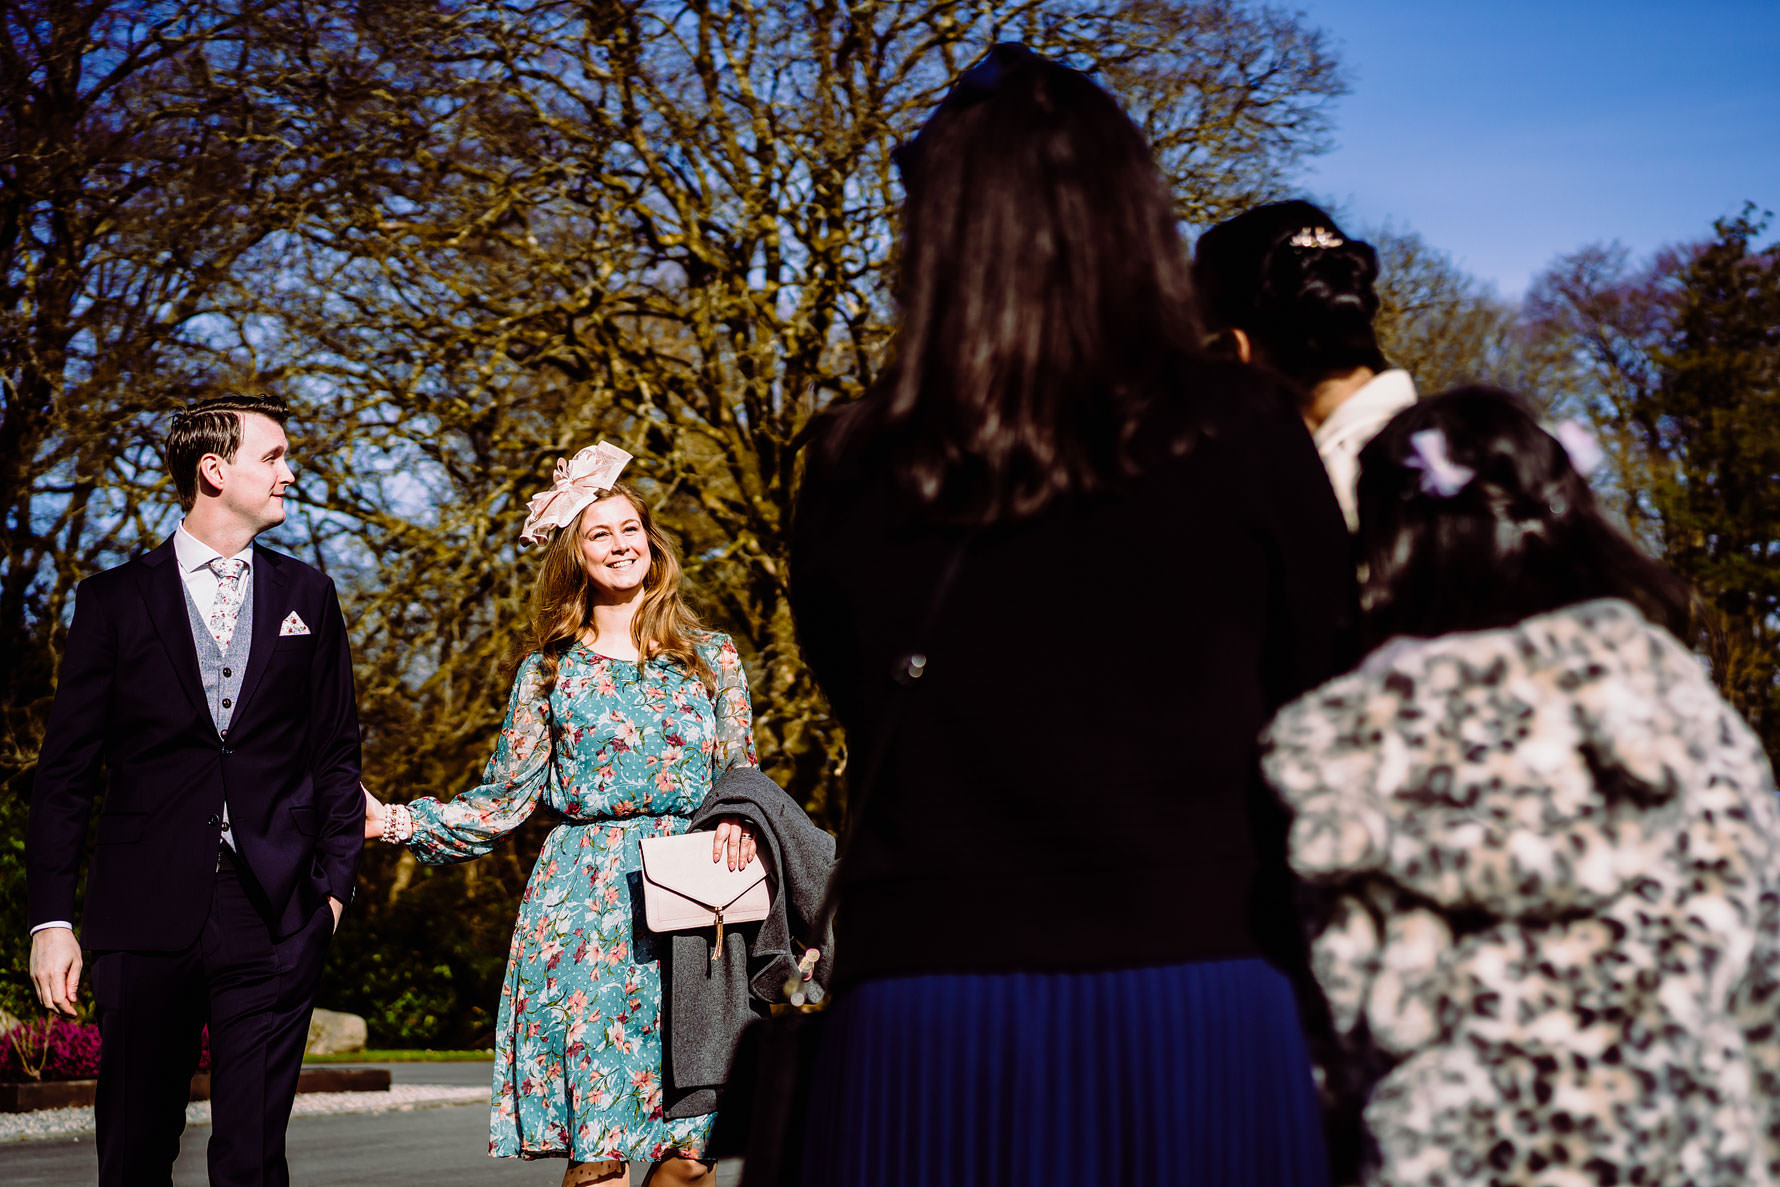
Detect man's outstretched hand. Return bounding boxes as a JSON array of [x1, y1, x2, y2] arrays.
[[30, 927, 82, 1016]]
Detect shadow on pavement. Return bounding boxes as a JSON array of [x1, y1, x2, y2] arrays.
[[0, 1064, 741, 1185]]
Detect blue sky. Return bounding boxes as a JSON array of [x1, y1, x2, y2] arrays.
[[1291, 0, 1780, 297]]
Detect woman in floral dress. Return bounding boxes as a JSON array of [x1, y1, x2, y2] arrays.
[[365, 445, 759, 1187]]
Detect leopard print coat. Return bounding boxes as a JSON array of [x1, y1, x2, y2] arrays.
[[1262, 598, 1780, 1187]]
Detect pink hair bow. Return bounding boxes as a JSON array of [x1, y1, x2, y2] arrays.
[[1550, 420, 1604, 478], [1404, 429, 1475, 498], [518, 441, 633, 547]]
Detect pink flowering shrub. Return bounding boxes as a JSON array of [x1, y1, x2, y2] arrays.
[[0, 1020, 210, 1080], [0, 1017, 103, 1081], [0, 1017, 213, 1082]]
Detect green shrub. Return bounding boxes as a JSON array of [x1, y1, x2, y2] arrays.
[[317, 862, 520, 1049]]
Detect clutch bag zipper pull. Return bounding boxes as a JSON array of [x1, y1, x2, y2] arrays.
[[711, 907, 725, 962]]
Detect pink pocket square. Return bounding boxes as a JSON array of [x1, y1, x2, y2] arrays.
[[279, 612, 311, 637]]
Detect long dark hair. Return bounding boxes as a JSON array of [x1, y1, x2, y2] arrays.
[[1356, 386, 1690, 643], [1192, 200, 1388, 387], [821, 44, 1203, 524]]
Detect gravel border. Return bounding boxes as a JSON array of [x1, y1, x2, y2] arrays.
[[0, 1084, 488, 1145]]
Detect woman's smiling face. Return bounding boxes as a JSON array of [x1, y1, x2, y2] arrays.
[[577, 494, 651, 598]]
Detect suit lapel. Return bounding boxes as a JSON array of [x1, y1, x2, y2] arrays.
[[232, 544, 287, 718], [138, 538, 211, 726]]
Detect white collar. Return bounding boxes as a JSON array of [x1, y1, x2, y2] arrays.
[[1313, 369, 1418, 447], [174, 522, 254, 575]]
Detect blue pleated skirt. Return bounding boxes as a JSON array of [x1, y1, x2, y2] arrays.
[[797, 956, 1328, 1187]]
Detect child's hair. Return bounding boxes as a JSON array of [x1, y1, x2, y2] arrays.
[[1192, 199, 1387, 386], [1356, 386, 1690, 643]]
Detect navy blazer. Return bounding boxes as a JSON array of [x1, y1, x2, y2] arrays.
[[27, 537, 364, 950]]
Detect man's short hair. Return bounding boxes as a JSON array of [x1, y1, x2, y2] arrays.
[[164, 393, 290, 511]]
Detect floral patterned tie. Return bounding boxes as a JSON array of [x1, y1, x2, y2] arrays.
[[206, 557, 248, 650]]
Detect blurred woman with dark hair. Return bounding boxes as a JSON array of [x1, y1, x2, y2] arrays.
[[1194, 200, 1416, 528], [789, 44, 1356, 1187], [1263, 387, 1780, 1187]]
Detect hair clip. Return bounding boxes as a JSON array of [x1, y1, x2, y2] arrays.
[[1404, 428, 1476, 498], [1550, 420, 1604, 478], [1287, 226, 1344, 250]]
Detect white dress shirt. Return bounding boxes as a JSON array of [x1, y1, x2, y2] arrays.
[[1313, 368, 1419, 531], [32, 524, 253, 936], [173, 523, 256, 631]]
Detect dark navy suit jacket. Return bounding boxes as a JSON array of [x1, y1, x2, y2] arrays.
[[27, 537, 364, 949]]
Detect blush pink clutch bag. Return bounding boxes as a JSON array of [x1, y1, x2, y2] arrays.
[[639, 831, 771, 959]]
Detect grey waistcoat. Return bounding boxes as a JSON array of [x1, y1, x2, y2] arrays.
[[181, 573, 253, 847], [180, 574, 254, 736]]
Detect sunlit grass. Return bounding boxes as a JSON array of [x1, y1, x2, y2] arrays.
[[302, 1049, 494, 1064]]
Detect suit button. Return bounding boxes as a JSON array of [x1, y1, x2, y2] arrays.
[[207, 814, 221, 826], [221, 698, 232, 708], [219, 747, 233, 757]]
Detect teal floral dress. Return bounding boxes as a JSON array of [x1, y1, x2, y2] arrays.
[[398, 633, 757, 1162]]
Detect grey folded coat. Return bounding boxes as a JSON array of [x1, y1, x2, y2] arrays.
[[662, 765, 834, 1119]]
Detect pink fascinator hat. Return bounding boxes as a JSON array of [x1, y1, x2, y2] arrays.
[[519, 441, 633, 548]]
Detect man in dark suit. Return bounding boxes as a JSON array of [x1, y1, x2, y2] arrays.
[[27, 393, 364, 1186]]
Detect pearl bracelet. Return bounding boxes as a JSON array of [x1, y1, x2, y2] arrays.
[[381, 802, 415, 844]]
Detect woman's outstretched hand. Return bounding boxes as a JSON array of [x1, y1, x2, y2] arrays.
[[712, 815, 757, 871], [363, 784, 386, 840]]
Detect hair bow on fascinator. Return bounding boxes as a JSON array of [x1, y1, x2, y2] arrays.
[[1404, 428, 1476, 498], [1550, 420, 1604, 478], [518, 441, 633, 547]]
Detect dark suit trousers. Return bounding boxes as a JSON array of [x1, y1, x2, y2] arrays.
[[91, 850, 331, 1187]]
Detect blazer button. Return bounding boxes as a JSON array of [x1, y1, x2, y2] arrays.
[[219, 746, 233, 757], [207, 814, 221, 826]]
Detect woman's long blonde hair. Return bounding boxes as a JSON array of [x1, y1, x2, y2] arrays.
[[522, 481, 713, 695]]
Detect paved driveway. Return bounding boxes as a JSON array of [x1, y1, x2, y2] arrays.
[[0, 1063, 742, 1186]]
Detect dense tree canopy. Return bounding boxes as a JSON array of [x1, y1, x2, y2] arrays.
[[1, 0, 1349, 1036], [1530, 210, 1780, 759], [7, 1, 1767, 1045], [1370, 227, 1558, 399], [2, 0, 401, 1014]]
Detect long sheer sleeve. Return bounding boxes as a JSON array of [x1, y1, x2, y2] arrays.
[[403, 653, 554, 865], [705, 634, 758, 775]]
